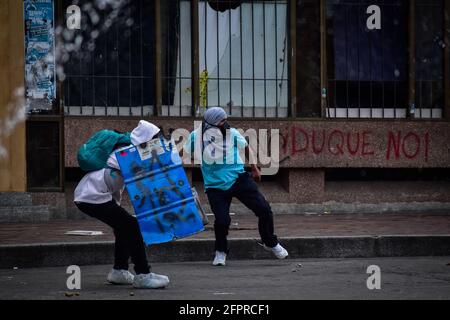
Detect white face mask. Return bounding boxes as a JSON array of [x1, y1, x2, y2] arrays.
[[202, 127, 232, 165]]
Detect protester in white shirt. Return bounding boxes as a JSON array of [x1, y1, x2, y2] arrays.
[[74, 120, 170, 289]]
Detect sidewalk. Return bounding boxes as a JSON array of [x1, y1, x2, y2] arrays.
[[1, 212, 450, 245], [1, 212, 450, 268]]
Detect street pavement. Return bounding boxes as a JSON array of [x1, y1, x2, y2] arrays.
[[1, 257, 449, 300]]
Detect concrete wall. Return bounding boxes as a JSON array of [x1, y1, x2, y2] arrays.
[[65, 117, 450, 169], [0, 0, 26, 192], [61, 117, 450, 209]]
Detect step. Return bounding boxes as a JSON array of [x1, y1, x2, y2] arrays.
[[0, 193, 33, 207]]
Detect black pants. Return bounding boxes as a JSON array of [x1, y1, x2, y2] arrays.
[[206, 172, 279, 253], [75, 201, 150, 275]]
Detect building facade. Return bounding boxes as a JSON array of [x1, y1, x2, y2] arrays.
[[1, 0, 450, 220]]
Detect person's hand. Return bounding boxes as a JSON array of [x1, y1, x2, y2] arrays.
[[251, 165, 262, 182]]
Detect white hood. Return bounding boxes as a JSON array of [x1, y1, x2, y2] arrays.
[[131, 120, 160, 145]]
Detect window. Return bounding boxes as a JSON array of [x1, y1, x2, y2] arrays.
[[61, 0, 289, 118], [324, 0, 446, 119], [62, 0, 156, 116], [196, 0, 289, 118], [326, 0, 409, 119]]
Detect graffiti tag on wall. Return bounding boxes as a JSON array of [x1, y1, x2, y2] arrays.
[[280, 126, 431, 163]]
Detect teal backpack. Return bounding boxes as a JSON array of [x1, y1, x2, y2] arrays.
[[77, 130, 131, 172]]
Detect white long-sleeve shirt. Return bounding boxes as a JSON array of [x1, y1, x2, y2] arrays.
[[74, 152, 125, 205], [74, 122, 161, 205]]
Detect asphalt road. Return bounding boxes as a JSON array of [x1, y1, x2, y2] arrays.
[[0, 257, 449, 300]]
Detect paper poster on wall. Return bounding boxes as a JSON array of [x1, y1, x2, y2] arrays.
[[24, 0, 56, 112]]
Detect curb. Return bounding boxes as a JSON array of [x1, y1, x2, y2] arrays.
[[1, 235, 450, 269]]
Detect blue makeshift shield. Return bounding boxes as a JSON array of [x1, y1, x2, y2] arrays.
[[115, 137, 204, 245]]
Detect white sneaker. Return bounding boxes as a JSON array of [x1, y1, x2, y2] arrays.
[[133, 273, 170, 289], [107, 269, 134, 285], [264, 244, 289, 260], [153, 273, 169, 282], [212, 251, 227, 266]]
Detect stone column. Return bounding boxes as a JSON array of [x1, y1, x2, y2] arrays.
[[0, 0, 26, 192]]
